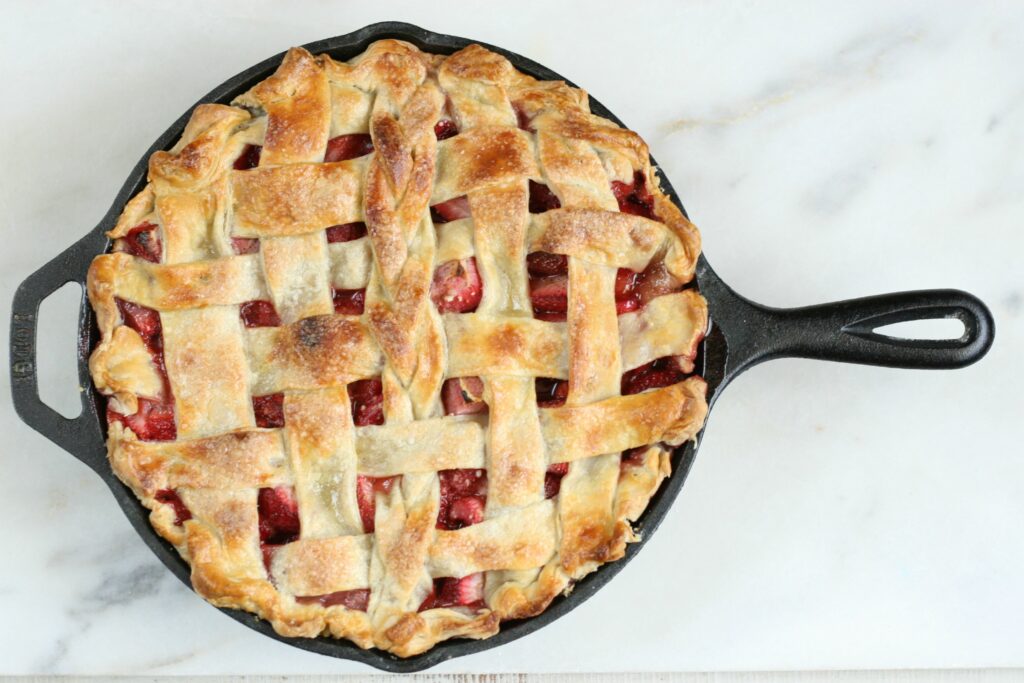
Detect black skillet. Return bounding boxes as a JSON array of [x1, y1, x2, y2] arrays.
[[9, 21, 995, 672]]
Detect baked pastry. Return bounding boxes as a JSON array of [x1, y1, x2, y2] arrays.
[[87, 39, 709, 656]]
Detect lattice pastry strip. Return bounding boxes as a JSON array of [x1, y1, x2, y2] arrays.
[[87, 39, 710, 657]]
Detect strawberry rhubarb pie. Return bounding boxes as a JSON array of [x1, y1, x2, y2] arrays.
[[87, 40, 709, 656]]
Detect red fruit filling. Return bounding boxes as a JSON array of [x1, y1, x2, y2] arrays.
[[108, 398, 176, 441], [257, 486, 300, 571], [633, 260, 684, 306], [253, 393, 285, 428], [441, 377, 487, 415], [239, 300, 282, 328], [155, 489, 191, 525], [526, 252, 567, 276], [107, 299, 176, 441], [231, 237, 260, 254], [513, 102, 534, 132], [325, 222, 367, 243], [419, 574, 486, 611], [529, 274, 568, 321], [325, 134, 374, 162], [332, 288, 366, 315], [431, 258, 482, 313], [528, 181, 561, 213], [611, 171, 657, 219], [120, 222, 161, 263], [356, 475, 398, 533], [117, 298, 162, 345], [526, 251, 568, 320], [296, 588, 370, 611], [348, 378, 384, 427], [430, 196, 471, 223], [535, 377, 568, 408], [233, 144, 262, 170], [621, 446, 648, 469], [621, 356, 690, 396], [436, 469, 487, 530], [434, 119, 459, 140], [544, 463, 569, 499], [258, 486, 301, 546], [615, 268, 641, 315]]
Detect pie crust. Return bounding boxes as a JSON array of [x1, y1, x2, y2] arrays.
[[87, 40, 709, 656]]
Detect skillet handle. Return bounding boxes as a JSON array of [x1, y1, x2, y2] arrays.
[[706, 278, 994, 377], [767, 289, 994, 368], [10, 231, 107, 470]]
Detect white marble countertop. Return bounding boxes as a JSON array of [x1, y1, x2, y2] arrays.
[[1, 0, 1022, 675]]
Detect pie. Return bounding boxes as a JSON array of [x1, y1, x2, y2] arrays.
[[86, 39, 709, 656]]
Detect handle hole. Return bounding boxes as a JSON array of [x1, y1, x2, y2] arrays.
[[37, 282, 85, 419], [873, 317, 966, 341]]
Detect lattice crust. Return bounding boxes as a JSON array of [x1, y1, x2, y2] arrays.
[[88, 40, 709, 656]]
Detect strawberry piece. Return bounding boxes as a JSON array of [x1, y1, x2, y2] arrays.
[[430, 196, 471, 223], [634, 260, 683, 305], [616, 297, 641, 315], [108, 397, 176, 441], [296, 588, 370, 611], [544, 463, 569, 499], [615, 267, 638, 300], [620, 356, 689, 396], [530, 274, 568, 321], [448, 496, 486, 528], [325, 222, 367, 243], [430, 258, 482, 313], [434, 119, 459, 140], [252, 393, 285, 428], [348, 378, 384, 426], [548, 462, 569, 476], [420, 574, 486, 611], [437, 469, 488, 530], [325, 134, 374, 162], [233, 144, 262, 170], [439, 469, 488, 498], [512, 102, 534, 132], [261, 545, 277, 572], [257, 486, 300, 546], [356, 475, 398, 533], [120, 222, 161, 263], [441, 377, 487, 415], [154, 489, 191, 525], [528, 180, 561, 213], [621, 446, 648, 469], [116, 299, 161, 346], [611, 171, 656, 219], [239, 300, 282, 328], [231, 237, 260, 254], [332, 288, 366, 315], [535, 377, 568, 408], [614, 267, 642, 314], [526, 252, 568, 277]]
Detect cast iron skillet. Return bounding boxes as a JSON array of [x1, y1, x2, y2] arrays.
[[9, 22, 995, 672]]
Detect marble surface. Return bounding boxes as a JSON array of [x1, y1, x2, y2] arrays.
[[1, 0, 1022, 675]]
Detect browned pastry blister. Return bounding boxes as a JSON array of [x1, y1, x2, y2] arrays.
[[88, 40, 709, 656]]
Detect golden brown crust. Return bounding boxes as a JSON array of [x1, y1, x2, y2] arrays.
[[88, 326, 164, 412], [234, 48, 330, 166], [539, 378, 709, 464], [231, 160, 367, 236], [245, 315, 384, 393], [111, 430, 288, 497], [87, 40, 709, 656]]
